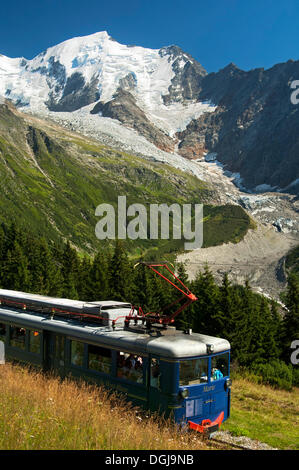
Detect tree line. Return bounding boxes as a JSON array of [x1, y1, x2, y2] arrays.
[[0, 222, 298, 387]]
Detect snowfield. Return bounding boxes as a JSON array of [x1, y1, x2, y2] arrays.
[[0, 31, 215, 139]]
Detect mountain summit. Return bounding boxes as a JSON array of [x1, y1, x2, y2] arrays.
[[0, 32, 298, 194], [0, 31, 208, 116]]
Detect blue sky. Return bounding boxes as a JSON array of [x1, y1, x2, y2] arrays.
[[1, 0, 298, 72]]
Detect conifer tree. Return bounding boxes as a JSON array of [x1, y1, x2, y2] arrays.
[[60, 241, 79, 299], [281, 273, 299, 362], [191, 265, 220, 335], [211, 273, 235, 339], [77, 256, 93, 301], [108, 240, 133, 302], [247, 296, 269, 364], [259, 297, 279, 361], [3, 241, 31, 291], [230, 280, 253, 365], [26, 237, 61, 296], [89, 251, 109, 301], [174, 262, 192, 331], [270, 300, 283, 357], [132, 263, 155, 312]]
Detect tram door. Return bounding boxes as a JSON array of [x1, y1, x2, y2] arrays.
[[44, 332, 66, 376]]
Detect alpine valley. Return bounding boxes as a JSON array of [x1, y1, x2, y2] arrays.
[[0, 31, 298, 298]]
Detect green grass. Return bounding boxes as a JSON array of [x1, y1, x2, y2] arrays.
[[222, 376, 299, 450]]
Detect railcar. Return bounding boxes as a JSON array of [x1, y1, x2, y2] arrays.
[[0, 264, 231, 435]]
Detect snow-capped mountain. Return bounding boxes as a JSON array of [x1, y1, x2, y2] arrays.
[[1, 31, 299, 194], [0, 31, 214, 151]]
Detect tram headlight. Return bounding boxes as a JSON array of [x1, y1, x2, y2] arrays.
[[224, 378, 232, 390], [206, 344, 214, 354], [179, 388, 189, 399]]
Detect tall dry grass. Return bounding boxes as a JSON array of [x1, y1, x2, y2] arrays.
[[0, 363, 207, 450]]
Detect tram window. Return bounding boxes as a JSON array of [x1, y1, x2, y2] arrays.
[[88, 345, 111, 374], [55, 336, 65, 366], [0, 323, 6, 342], [29, 330, 41, 354], [211, 353, 229, 380], [117, 352, 143, 383], [179, 358, 208, 386], [10, 326, 26, 349], [71, 340, 85, 367], [150, 358, 160, 389]]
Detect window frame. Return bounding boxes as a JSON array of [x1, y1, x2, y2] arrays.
[[28, 329, 42, 355], [178, 351, 230, 387], [70, 339, 86, 368], [88, 344, 112, 375], [9, 325, 27, 350], [211, 351, 230, 381], [179, 356, 209, 387], [116, 351, 145, 385]]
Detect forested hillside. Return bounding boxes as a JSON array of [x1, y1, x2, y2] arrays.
[[0, 222, 298, 389]]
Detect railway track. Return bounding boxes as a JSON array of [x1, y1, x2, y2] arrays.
[[208, 435, 253, 450], [189, 429, 274, 450], [189, 429, 255, 450], [206, 431, 277, 451]]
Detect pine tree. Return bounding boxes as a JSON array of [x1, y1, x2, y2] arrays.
[[230, 280, 253, 366], [3, 241, 31, 291], [132, 263, 155, 312], [26, 237, 61, 296], [89, 251, 109, 301], [108, 240, 133, 302], [281, 273, 299, 362], [191, 264, 220, 335], [60, 241, 79, 299], [247, 295, 273, 365], [270, 300, 283, 357], [77, 256, 93, 301], [211, 273, 235, 339], [174, 262, 192, 331], [259, 297, 279, 361]]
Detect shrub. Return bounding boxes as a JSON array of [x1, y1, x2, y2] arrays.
[[252, 360, 293, 390], [292, 367, 299, 387]]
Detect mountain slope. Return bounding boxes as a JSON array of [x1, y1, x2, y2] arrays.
[[0, 102, 251, 255], [178, 61, 299, 193], [90, 88, 175, 152]]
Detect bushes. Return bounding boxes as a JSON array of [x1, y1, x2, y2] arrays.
[[292, 368, 299, 387], [252, 360, 294, 390]]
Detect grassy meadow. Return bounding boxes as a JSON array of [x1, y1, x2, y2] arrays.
[[0, 363, 207, 451], [0, 363, 298, 450], [222, 374, 299, 450]]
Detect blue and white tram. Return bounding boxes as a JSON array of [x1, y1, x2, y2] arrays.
[[0, 287, 231, 435]]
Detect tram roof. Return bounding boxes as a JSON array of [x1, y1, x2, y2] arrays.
[[0, 307, 230, 359], [0, 289, 131, 311]]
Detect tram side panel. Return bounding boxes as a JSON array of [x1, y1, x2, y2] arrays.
[[0, 322, 44, 369]]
